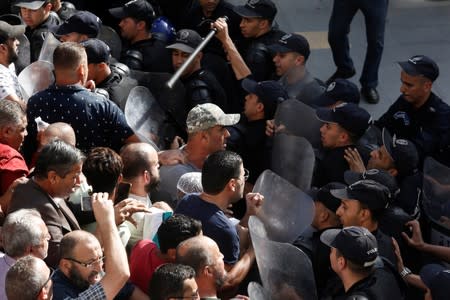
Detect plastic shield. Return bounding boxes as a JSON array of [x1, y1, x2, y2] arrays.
[[18, 60, 54, 101], [273, 99, 322, 149], [38, 32, 61, 63], [252, 170, 315, 243], [271, 134, 315, 191], [129, 70, 187, 133], [98, 25, 122, 60], [16, 34, 30, 73], [125, 86, 166, 150], [247, 282, 270, 300], [422, 157, 450, 245], [249, 216, 318, 300]]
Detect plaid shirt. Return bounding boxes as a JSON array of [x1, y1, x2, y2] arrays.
[[73, 282, 106, 300]]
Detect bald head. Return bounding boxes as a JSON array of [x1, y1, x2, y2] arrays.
[[41, 122, 76, 147], [176, 235, 217, 273], [121, 142, 158, 179], [60, 230, 99, 260]]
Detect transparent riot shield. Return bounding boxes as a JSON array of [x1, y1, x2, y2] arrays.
[[247, 282, 270, 300], [16, 34, 30, 74], [129, 70, 187, 137], [423, 157, 450, 246], [38, 32, 61, 63], [252, 170, 315, 243], [271, 134, 315, 191], [249, 216, 318, 300], [98, 25, 122, 60], [273, 98, 322, 150], [124, 86, 165, 150], [18, 61, 54, 101]]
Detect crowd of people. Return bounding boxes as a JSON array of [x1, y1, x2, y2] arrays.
[[0, 0, 450, 299]]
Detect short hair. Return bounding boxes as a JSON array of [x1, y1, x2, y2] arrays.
[[59, 230, 97, 259], [53, 42, 87, 71], [201, 150, 242, 195], [120, 143, 156, 180], [34, 140, 85, 179], [0, 100, 25, 129], [335, 248, 373, 277], [150, 263, 196, 300], [157, 214, 202, 254], [83, 147, 123, 193], [2, 209, 45, 257], [176, 239, 213, 274], [5, 256, 48, 300]]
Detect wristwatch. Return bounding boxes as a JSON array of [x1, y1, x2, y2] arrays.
[[400, 267, 412, 278]]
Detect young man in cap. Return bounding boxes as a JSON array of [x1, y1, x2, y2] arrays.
[[376, 55, 450, 164], [157, 103, 240, 206], [313, 102, 371, 187], [56, 10, 101, 42], [14, 0, 60, 62], [227, 78, 287, 185], [420, 264, 450, 300], [293, 182, 344, 296], [109, 0, 172, 72], [232, 0, 285, 81], [313, 78, 360, 108], [345, 128, 421, 215], [81, 38, 138, 110], [331, 180, 397, 265], [268, 33, 324, 105], [0, 20, 26, 106], [167, 29, 227, 112], [320, 226, 384, 298], [326, 0, 388, 104]]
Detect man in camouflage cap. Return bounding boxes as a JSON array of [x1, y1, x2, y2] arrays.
[[156, 103, 240, 207]]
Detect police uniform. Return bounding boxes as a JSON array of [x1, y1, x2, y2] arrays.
[[25, 13, 60, 62]]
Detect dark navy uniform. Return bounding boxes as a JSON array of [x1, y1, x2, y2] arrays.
[[182, 68, 228, 112], [120, 37, 173, 73], [313, 146, 353, 187], [375, 92, 450, 162], [25, 13, 60, 62], [237, 28, 285, 81]]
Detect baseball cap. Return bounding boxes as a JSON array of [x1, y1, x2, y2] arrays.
[[109, 0, 155, 23], [186, 103, 240, 133], [344, 169, 399, 199], [81, 39, 111, 64], [331, 179, 390, 211], [320, 226, 378, 267], [314, 79, 360, 107], [316, 182, 347, 213], [241, 78, 288, 119], [382, 128, 419, 176], [0, 21, 25, 43], [268, 33, 310, 60], [56, 11, 101, 38], [398, 55, 439, 82], [13, 0, 47, 10], [316, 102, 372, 138], [166, 29, 202, 54], [420, 264, 450, 300], [234, 0, 277, 20]]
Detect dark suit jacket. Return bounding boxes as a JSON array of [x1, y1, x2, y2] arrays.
[[8, 179, 80, 268]]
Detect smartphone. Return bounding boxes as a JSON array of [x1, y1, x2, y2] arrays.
[[115, 182, 132, 204], [81, 196, 92, 211]]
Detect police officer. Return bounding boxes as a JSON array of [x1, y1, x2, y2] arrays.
[[81, 38, 138, 110], [375, 55, 450, 165], [14, 0, 61, 62], [109, 0, 172, 73], [233, 0, 285, 81], [50, 0, 77, 21], [55, 10, 101, 42], [167, 29, 228, 112]]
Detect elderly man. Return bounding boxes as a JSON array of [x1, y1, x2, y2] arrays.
[[0, 20, 26, 106], [157, 103, 239, 207], [5, 255, 53, 300], [23, 41, 139, 163], [0, 209, 50, 299]]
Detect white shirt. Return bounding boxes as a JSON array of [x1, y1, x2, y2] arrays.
[[0, 64, 23, 100]]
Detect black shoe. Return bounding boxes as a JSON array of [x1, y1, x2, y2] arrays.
[[361, 87, 380, 104], [326, 68, 356, 85]]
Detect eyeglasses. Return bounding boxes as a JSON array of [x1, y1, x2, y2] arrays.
[[172, 290, 200, 299], [64, 256, 105, 268], [35, 267, 55, 299]]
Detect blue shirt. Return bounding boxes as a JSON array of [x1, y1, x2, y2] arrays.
[[24, 84, 134, 160], [175, 194, 240, 264]]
